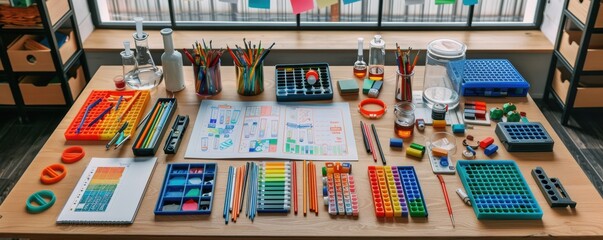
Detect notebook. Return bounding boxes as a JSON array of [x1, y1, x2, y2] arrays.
[[56, 157, 157, 224]]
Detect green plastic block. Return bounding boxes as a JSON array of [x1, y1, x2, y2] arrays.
[[363, 79, 375, 94]]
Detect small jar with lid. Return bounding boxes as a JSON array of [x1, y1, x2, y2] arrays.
[[422, 39, 466, 110], [394, 102, 415, 139]]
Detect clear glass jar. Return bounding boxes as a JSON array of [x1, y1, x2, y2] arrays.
[[368, 35, 385, 81], [422, 39, 466, 110], [394, 102, 415, 139]]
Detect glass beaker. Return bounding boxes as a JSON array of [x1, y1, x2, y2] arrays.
[[368, 35, 385, 81], [124, 32, 163, 90], [194, 60, 222, 96], [394, 102, 415, 139], [422, 39, 466, 110], [395, 70, 414, 102], [236, 64, 264, 96]]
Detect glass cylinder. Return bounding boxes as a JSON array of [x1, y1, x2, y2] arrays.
[[236, 64, 264, 96], [395, 70, 414, 102], [194, 60, 222, 96], [368, 35, 385, 81], [394, 102, 415, 139], [422, 39, 466, 110]]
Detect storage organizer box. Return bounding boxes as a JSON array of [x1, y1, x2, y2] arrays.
[[64, 90, 150, 140], [567, 0, 603, 28], [448, 59, 530, 97], [551, 67, 603, 107], [132, 98, 177, 156], [7, 31, 77, 72], [155, 163, 217, 215], [0, 0, 69, 27], [495, 122, 554, 152], [274, 63, 333, 102], [558, 28, 603, 71], [19, 65, 85, 105], [0, 79, 15, 105], [456, 160, 543, 220]]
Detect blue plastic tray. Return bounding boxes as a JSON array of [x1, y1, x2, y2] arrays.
[[154, 163, 217, 215], [456, 160, 543, 220], [495, 122, 554, 152], [448, 59, 530, 97], [275, 63, 333, 102], [395, 166, 428, 217]]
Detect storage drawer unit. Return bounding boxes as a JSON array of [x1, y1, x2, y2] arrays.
[[558, 29, 603, 71], [0, 0, 69, 27], [0, 80, 15, 105], [552, 67, 603, 108], [568, 0, 603, 28], [7, 31, 77, 72], [18, 65, 85, 105]]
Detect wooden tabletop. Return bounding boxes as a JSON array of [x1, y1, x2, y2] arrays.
[[0, 66, 602, 239]]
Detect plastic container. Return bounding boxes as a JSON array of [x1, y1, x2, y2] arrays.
[[422, 39, 466, 110]]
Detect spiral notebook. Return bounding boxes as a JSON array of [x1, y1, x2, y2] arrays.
[[57, 157, 157, 224]]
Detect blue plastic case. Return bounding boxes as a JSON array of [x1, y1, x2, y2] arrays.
[[154, 163, 217, 215], [448, 59, 530, 97]]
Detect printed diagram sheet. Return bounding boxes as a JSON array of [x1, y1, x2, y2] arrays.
[[185, 100, 358, 161]]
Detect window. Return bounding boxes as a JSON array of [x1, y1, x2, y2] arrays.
[[91, 0, 543, 30]]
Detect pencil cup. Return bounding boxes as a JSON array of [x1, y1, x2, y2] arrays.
[[194, 60, 222, 96], [395, 70, 414, 102], [236, 64, 264, 96]]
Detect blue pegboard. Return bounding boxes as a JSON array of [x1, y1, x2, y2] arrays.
[[395, 166, 428, 217], [448, 59, 530, 97], [456, 160, 543, 220], [275, 63, 333, 102], [155, 163, 217, 215]]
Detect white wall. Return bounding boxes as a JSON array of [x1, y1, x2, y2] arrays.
[[541, 0, 564, 44], [72, 0, 94, 41]]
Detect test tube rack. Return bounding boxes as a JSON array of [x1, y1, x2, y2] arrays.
[[322, 162, 359, 216], [274, 63, 333, 102], [257, 161, 291, 213], [531, 167, 576, 208], [457, 160, 543, 220], [154, 163, 217, 215], [448, 59, 530, 97]]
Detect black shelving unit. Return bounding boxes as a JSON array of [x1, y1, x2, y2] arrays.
[[0, 0, 90, 122], [543, 0, 603, 125]]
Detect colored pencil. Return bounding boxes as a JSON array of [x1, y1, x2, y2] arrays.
[[360, 120, 370, 153], [142, 102, 166, 148], [292, 161, 298, 215], [364, 122, 377, 162], [147, 101, 173, 147], [135, 102, 161, 148], [303, 159, 307, 216], [224, 166, 234, 224], [371, 124, 387, 165], [76, 97, 102, 134], [87, 103, 113, 127], [117, 91, 141, 122]]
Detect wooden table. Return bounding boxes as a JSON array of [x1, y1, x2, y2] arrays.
[[1, 66, 602, 239]]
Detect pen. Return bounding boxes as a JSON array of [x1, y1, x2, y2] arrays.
[[364, 122, 377, 162], [106, 121, 129, 150], [360, 120, 370, 153], [371, 124, 386, 165], [437, 174, 455, 228]]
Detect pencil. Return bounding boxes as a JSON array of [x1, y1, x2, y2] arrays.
[[147, 101, 174, 147], [303, 159, 307, 216], [239, 164, 248, 214], [371, 124, 386, 165], [360, 120, 370, 153], [232, 166, 242, 222], [364, 122, 377, 162], [142, 102, 167, 148], [117, 91, 141, 122], [292, 161, 298, 215], [224, 166, 234, 224], [134, 101, 161, 148], [438, 174, 455, 228], [312, 162, 318, 215], [87, 103, 113, 127]]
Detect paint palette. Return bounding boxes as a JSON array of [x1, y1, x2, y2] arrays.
[[495, 122, 554, 152], [154, 163, 217, 215], [274, 63, 333, 102], [456, 160, 543, 220], [64, 90, 150, 140]]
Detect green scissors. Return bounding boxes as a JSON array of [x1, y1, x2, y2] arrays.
[[26, 190, 56, 213]]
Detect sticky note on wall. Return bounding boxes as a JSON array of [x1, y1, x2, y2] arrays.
[[317, 0, 338, 8], [249, 0, 270, 9], [463, 0, 478, 5], [435, 0, 456, 4], [343, 0, 362, 4], [291, 0, 314, 14]]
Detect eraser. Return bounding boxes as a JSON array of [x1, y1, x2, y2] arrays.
[[480, 137, 494, 149], [363, 79, 375, 94], [371, 81, 383, 91], [390, 138, 403, 148], [452, 124, 465, 134], [484, 144, 498, 156]]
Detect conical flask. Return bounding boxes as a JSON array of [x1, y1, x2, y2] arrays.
[[124, 17, 163, 90]]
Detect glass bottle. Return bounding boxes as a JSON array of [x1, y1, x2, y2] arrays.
[[160, 28, 185, 92], [125, 17, 163, 90], [422, 39, 466, 110], [121, 41, 137, 84], [353, 37, 367, 79], [394, 102, 415, 139], [368, 35, 385, 81]]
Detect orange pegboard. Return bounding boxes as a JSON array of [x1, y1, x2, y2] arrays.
[[64, 90, 150, 140]]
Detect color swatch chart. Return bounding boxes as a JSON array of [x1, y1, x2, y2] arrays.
[[368, 166, 428, 218], [64, 90, 150, 140], [456, 160, 543, 220], [75, 167, 124, 212], [322, 162, 358, 216], [154, 163, 216, 215], [257, 162, 291, 213]]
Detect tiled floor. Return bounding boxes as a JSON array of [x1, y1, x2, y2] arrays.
[[0, 100, 601, 206]]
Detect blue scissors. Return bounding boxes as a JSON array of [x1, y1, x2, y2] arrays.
[[26, 190, 56, 213]]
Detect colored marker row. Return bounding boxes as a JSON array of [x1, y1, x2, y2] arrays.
[[257, 162, 291, 213], [322, 162, 358, 216]]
